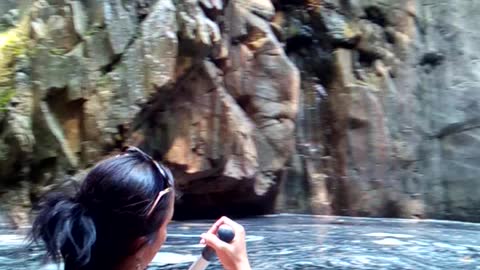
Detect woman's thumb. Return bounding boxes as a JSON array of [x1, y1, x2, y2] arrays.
[[201, 233, 228, 251]]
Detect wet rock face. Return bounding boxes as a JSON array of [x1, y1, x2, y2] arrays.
[[414, 1, 480, 221], [1, 0, 480, 223], [278, 0, 480, 222], [134, 0, 300, 218], [0, 0, 300, 221], [0, 0, 179, 222]]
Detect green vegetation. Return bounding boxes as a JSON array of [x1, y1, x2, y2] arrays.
[[0, 18, 29, 111], [0, 88, 15, 112], [49, 47, 67, 55], [85, 26, 101, 37], [0, 23, 9, 32]]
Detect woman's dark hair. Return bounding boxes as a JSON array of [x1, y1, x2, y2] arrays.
[[30, 147, 174, 269]]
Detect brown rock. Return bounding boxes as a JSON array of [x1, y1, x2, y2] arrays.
[[133, 62, 263, 217], [224, 0, 300, 195], [46, 13, 79, 52]]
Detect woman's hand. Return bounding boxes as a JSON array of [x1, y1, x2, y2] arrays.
[[200, 216, 251, 270]]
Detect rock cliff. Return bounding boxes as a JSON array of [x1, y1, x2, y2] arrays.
[[277, 0, 480, 222], [0, 0, 478, 223]]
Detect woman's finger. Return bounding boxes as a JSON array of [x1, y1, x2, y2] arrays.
[[206, 216, 227, 235], [201, 233, 228, 251], [217, 216, 245, 236], [207, 216, 231, 234]]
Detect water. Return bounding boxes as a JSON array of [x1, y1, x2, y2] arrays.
[[0, 214, 479, 269]]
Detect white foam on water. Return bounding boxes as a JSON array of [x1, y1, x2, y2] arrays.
[[168, 233, 200, 238], [246, 235, 264, 242], [365, 233, 415, 239], [353, 256, 372, 265], [271, 248, 296, 255], [0, 234, 27, 246], [150, 252, 197, 266], [179, 244, 205, 248], [372, 238, 408, 246], [175, 223, 212, 228], [39, 263, 63, 270], [168, 233, 264, 242]]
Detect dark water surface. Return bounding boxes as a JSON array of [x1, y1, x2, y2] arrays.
[[0, 214, 479, 269]]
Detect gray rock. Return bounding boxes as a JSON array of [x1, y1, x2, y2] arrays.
[[0, 1, 17, 17], [83, 0, 105, 27], [284, 0, 480, 221], [46, 13, 80, 52], [30, 0, 55, 22], [123, 40, 147, 104], [70, 0, 88, 38], [31, 45, 70, 92], [0, 0, 32, 20], [30, 19, 48, 40], [140, 0, 177, 91], [1, 9, 19, 27], [31, 43, 90, 99], [402, 0, 480, 221], [177, 0, 221, 49], [318, 8, 360, 46], [2, 0, 480, 223], [84, 29, 114, 70], [66, 43, 92, 101], [103, 0, 135, 55]]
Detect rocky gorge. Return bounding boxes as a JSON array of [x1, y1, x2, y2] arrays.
[[0, 0, 479, 225]]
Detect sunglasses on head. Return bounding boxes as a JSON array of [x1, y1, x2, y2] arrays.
[[120, 146, 174, 217]]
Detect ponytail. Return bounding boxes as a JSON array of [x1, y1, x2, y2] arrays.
[[30, 148, 174, 269], [30, 191, 96, 266]]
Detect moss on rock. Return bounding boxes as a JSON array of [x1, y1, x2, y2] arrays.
[[0, 18, 30, 111]]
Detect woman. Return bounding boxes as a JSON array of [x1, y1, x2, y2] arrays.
[[30, 146, 251, 270]]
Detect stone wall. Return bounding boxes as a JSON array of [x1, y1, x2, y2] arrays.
[[0, 0, 479, 224], [0, 0, 299, 223], [278, 0, 480, 222]]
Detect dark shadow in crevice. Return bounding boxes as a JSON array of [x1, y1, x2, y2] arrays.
[[357, 48, 381, 67], [100, 53, 122, 74], [363, 5, 388, 27]]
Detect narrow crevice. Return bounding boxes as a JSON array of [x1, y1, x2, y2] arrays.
[[432, 118, 480, 139], [357, 48, 381, 67], [363, 5, 388, 27], [419, 51, 445, 67], [100, 53, 122, 74]]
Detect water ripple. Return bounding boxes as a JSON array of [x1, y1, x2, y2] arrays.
[[0, 215, 479, 270]]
